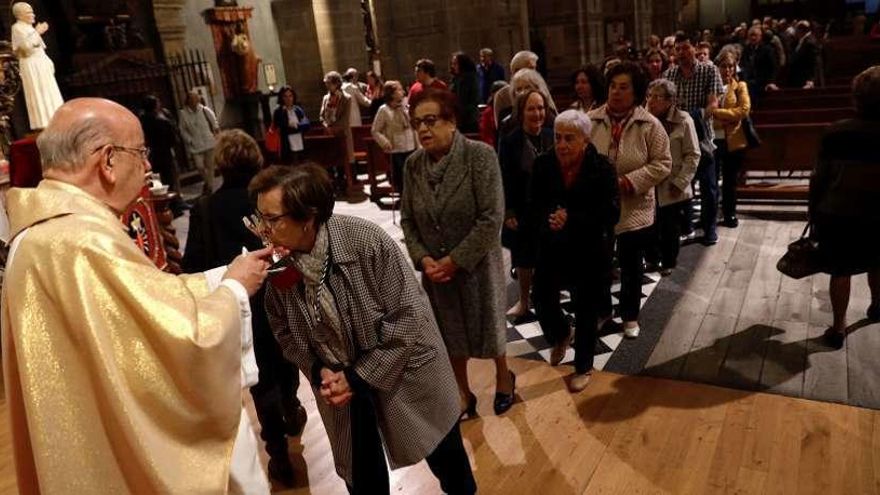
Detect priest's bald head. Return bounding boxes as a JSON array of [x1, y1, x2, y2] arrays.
[[37, 97, 151, 214]]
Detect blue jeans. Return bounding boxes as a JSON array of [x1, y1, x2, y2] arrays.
[[695, 152, 718, 241]]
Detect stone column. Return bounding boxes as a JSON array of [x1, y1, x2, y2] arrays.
[[152, 0, 187, 56], [586, 0, 604, 64]]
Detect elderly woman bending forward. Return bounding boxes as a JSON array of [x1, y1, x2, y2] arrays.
[[401, 88, 517, 418], [530, 110, 620, 392], [257, 164, 476, 495]]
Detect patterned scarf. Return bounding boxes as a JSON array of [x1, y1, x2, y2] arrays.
[[291, 224, 351, 367], [607, 108, 634, 165], [426, 131, 461, 193]]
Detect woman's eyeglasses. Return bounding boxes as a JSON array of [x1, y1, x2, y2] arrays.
[[411, 114, 442, 129]]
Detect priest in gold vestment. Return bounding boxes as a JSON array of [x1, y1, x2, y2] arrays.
[[1, 98, 273, 494]]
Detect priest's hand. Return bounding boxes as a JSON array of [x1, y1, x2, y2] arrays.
[[225, 246, 273, 296], [35, 22, 48, 35], [320, 368, 353, 407]]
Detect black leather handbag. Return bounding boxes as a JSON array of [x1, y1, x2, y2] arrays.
[[777, 223, 822, 279]]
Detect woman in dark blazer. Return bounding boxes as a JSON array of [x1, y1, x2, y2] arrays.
[[181, 130, 304, 487], [810, 66, 880, 349], [255, 164, 475, 495], [530, 109, 620, 391], [498, 89, 554, 321], [272, 85, 310, 164]]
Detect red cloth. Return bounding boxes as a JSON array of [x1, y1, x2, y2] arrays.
[[408, 79, 448, 102], [479, 105, 497, 148], [10, 137, 42, 188]]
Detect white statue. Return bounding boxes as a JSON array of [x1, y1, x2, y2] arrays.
[[11, 2, 64, 130]]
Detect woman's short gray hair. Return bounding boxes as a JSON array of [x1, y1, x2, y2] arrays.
[[510, 51, 538, 72], [853, 65, 880, 118], [323, 71, 342, 87], [36, 114, 110, 172], [510, 69, 558, 118], [554, 109, 592, 137], [648, 78, 677, 101]]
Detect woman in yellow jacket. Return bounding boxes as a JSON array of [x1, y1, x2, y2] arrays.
[[712, 51, 751, 228]]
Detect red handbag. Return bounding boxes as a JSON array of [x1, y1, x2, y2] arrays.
[[265, 124, 281, 154]]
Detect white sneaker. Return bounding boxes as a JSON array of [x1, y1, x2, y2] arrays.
[[624, 324, 640, 339], [569, 371, 593, 392]]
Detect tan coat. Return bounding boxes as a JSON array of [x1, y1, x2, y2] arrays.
[[588, 104, 672, 234], [712, 80, 751, 152], [656, 107, 701, 207]]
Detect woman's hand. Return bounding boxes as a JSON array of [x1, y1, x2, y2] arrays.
[[423, 256, 456, 283], [548, 207, 567, 231], [319, 368, 353, 407]]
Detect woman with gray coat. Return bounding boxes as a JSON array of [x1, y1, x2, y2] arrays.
[[646, 79, 700, 275], [257, 164, 475, 495], [401, 88, 516, 418]]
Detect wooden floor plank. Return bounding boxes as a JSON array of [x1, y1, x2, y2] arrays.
[[718, 318, 772, 390], [760, 320, 808, 396], [681, 314, 739, 384]]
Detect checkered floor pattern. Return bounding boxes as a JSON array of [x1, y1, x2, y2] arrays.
[[503, 274, 660, 370], [324, 183, 669, 372]]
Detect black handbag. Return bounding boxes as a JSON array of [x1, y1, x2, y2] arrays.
[[776, 223, 822, 279]]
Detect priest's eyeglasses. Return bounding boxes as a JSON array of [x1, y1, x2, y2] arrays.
[[111, 145, 151, 162], [92, 144, 151, 162]]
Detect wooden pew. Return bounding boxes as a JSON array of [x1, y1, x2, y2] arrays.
[[351, 125, 372, 164], [751, 107, 854, 125], [738, 123, 825, 201], [302, 133, 360, 195], [762, 85, 851, 99], [364, 137, 395, 203], [758, 94, 853, 111]]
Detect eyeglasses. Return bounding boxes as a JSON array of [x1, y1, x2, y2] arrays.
[[647, 93, 670, 100], [411, 114, 442, 129], [93, 144, 151, 162], [254, 210, 290, 229]]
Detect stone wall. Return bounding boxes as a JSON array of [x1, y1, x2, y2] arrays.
[[157, 0, 287, 126]]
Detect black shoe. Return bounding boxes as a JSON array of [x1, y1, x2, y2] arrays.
[[460, 392, 478, 421], [284, 404, 307, 437], [268, 457, 296, 487], [643, 261, 662, 273], [868, 303, 880, 322], [702, 234, 718, 246], [723, 216, 739, 228], [823, 327, 845, 350], [493, 371, 516, 415], [512, 310, 536, 325]]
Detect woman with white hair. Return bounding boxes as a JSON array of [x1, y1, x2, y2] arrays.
[[529, 109, 620, 392]]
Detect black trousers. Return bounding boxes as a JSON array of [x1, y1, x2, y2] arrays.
[[534, 248, 606, 374], [390, 151, 413, 194], [714, 140, 744, 220], [657, 202, 686, 269], [249, 294, 301, 460], [617, 227, 652, 322], [347, 390, 476, 495]]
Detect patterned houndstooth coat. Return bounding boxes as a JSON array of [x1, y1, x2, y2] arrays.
[[400, 132, 508, 358], [264, 215, 460, 484]]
